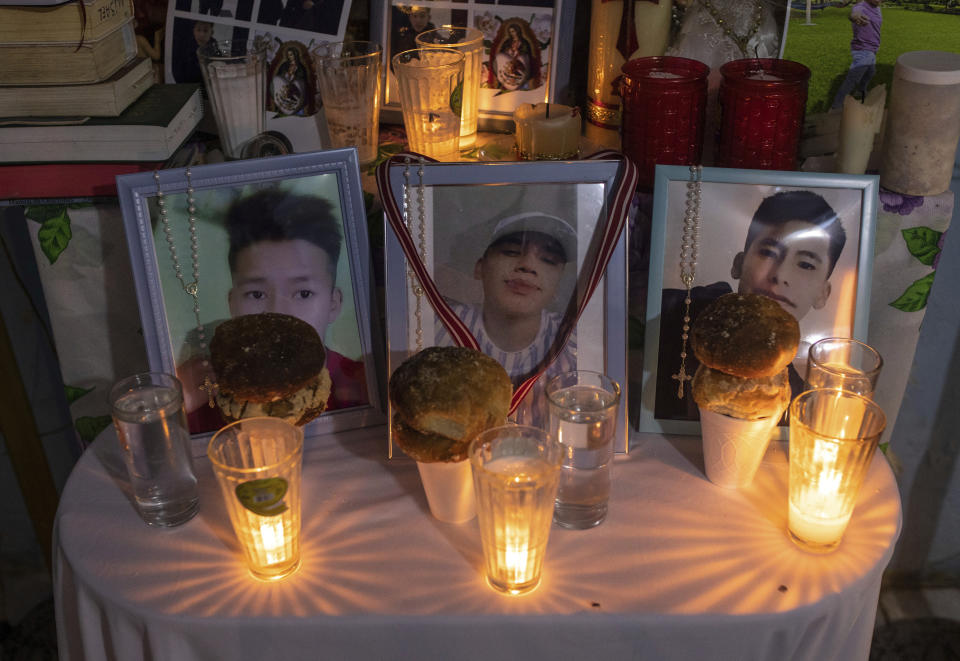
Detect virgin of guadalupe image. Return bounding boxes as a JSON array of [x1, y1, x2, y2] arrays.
[[487, 18, 543, 92], [267, 42, 318, 117]]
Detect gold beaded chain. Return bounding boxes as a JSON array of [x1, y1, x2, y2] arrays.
[[672, 164, 702, 399], [699, 0, 765, 57], [154, 169, 217, 407]]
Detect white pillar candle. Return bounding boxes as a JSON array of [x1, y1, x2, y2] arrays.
[[585, 0, 673, 148], [836, 84, 886, 175], [513, 103, 581, 160]]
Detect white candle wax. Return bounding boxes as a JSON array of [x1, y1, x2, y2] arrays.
[[789, 499, 851, 547], [513, 103, 581, 160], [789, 434, 852, 548], [745, 72, 783, 81], [837, 84, 886, 175]]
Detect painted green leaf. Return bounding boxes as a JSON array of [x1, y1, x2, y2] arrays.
[[902, 227, 942, 266], [36, 209, 72, 264], [75, 415, 113, 444], [65, 384, 95, 404], [24, 204, 67, 223], [889, 272, 936, 312]]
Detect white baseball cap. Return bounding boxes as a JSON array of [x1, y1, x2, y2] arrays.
[[488, 212, 577, 262]]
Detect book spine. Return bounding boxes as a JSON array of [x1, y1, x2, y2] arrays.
[[0, 0, 134, 45], [0, 19, 137, 86], [0, 58, 153, 117], [0, 87, 202, 162]]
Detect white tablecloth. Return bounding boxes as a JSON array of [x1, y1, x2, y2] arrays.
[[54, 426, 901, 661]]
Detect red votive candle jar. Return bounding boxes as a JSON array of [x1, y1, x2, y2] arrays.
[[716, 59, 811, 171], [619, 56, 709, 191]]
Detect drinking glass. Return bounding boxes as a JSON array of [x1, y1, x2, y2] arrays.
[[470, 425, 562, 595], [545, 371, 620, 528], [197, 40, 268, 160], [806, 337, 883, 398], [391, 47, 464, 161], [208, 417, 304, 580], [416, 27, 483, 148], [788, 388, 886, 553], [109, 372, 199, 527], [313, 40, 383, 166]]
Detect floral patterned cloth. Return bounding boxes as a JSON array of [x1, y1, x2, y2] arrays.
[[869, 187, 953, 448]]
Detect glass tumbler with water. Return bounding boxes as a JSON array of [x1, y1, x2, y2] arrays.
[[805, 337, 883, 397], [546, 371, 621, 529], [109, 372, 199, 527]]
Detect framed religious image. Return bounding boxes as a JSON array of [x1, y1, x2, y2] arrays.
[[163, 0, 353, 153], [377, 153, 638, 456], [375, 0, 576, 129], [116, 148, 385, 445], [639, 165, 879, 438]]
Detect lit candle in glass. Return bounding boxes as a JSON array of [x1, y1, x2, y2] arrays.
[[470, 426, 562, 594], [787, 389, 886, 553], [208, 418, 305, 579]]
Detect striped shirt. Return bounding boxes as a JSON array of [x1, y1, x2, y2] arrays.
[[435, 300, 577, 425]]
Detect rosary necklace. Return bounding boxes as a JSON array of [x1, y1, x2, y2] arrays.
[[672, 164, 702, 399], [700, 0, 765, 57], [154, 169, 217, 407], [402, 156, 427, 352]]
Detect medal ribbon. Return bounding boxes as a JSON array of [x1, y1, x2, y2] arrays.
[[377, 150, 638, 414]]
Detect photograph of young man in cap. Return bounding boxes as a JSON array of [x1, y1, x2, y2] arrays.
[[435, 211, 578, 422], [436, 211, 578, 384]]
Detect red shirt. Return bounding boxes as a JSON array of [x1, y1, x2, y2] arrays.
[[186, 349, 369, 434]]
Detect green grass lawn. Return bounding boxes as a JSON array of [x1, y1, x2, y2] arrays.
[[783, 6, 960, 113]]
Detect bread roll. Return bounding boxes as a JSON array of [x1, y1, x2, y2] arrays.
[[692, 364, 791, 420], [389, 346, 512, 462], [211, 312, 331, 426], [690, 293, 800, 378]]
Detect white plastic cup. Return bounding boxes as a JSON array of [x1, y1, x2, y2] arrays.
[[416, 460, 476, 523], [699, 407, 781, 489]]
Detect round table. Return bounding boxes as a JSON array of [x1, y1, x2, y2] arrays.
[[54, 426, 901, 661]]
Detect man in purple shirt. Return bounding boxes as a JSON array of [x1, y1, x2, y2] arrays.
[[831, 0, 883, 110]]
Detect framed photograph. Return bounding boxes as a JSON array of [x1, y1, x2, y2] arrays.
[[379, 153, 636, 455], [163, 0, 353, 152], [116, 148, 385, 444], [375, 0, 576, 128], [639, 165, 879, 438]]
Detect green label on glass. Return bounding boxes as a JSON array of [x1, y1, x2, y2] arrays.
[[450, 81, 463, 117], [235, 478, 288, 516]]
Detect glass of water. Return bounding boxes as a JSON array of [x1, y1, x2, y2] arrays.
[[805, 338, 883, 398], [109, 372, 199, 527], [545, 371, 621, 529]]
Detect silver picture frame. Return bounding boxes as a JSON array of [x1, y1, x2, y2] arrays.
[[116, 147, 385, 445], [379, 153, 636, 456]]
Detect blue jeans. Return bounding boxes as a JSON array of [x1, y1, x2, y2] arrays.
[[832, 50, 877, 109]]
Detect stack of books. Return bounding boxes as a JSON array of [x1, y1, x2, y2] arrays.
[[0, 0, 204, 199]]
